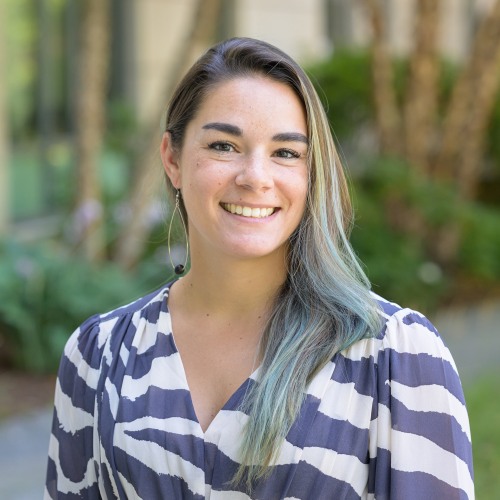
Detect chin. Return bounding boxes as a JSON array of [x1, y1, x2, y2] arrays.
[[221, 241, 286, 261]]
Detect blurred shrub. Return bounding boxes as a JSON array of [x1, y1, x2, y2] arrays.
[[459, 203, 500, 280], [350, 158, 448, 310], [0, 239, 171, 373], [351, 157, 500, 309], [308, 51, 373, 140]]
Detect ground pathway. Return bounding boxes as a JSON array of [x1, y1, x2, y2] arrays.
[[1, 300, 498, 499]]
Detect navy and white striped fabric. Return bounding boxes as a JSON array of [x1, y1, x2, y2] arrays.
[[45, 282, 474, 499]]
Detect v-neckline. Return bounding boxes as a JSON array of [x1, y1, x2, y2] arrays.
[[173, 343, 261, 436], [163, 283, 261, 436]]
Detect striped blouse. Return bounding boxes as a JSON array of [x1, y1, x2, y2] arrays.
[[45, 282, 474, 499]]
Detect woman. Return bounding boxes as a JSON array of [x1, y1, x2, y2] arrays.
[[46, 38, 473, 499]]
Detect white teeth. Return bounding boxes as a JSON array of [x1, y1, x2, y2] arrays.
[[222, 203, 276, 218]]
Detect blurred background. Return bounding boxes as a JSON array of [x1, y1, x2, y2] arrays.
[[0, 0, 499, 498]]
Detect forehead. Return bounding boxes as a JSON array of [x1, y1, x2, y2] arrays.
[[193, 76, 306, 126]]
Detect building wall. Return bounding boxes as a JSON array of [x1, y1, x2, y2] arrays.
[[439, 0, 472, 62], [234, 0, 329, 62], [128, 0, 199, 125]]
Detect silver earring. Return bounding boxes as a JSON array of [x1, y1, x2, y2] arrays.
[[168, 190, 189, 275]]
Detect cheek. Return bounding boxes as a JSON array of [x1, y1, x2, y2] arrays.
[[291, 171, 309, 210], [292, 176, 309, 226], [194, 161, 227, 189], [180, 155, 204, 190], [181, 162, 227, 208]]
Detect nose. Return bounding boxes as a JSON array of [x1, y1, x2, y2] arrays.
[[235, 153, 274, 192]]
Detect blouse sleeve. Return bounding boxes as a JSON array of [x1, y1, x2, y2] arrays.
[[45, 315, 104, 499], [369, 308, 474, 499]]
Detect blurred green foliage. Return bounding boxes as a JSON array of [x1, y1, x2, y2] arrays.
[[351, 160, 450, 310], [464, 370, 500, 499], [0, 239, 172, 373], [460, 203, 500, 280], [352, 158, 500, 309], [308, 51, 373, 140]]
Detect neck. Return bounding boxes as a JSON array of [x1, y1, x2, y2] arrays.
[[173, 248, 287, 321]]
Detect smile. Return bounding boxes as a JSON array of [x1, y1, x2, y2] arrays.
[[221, 203, 276, 218]]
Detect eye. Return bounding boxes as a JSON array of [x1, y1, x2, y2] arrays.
[[274, 148, 302, 159], [208, 141, 236, 153]]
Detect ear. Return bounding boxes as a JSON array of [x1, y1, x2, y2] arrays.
[[160, 132, 182, 189]]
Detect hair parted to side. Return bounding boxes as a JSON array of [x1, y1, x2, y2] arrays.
[[164, 37, 382, 490]]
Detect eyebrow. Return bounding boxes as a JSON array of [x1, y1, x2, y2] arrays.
[[202, 122, 242, 136], [272, 132, 308, 145], [202, 122, 308, 145]]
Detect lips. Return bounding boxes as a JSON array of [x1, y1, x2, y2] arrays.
[[221, 203, 276, 218]]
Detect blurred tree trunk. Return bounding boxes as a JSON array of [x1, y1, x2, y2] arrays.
[[432, 0, 500, 262], [403, 0, 440, 174], [362, 0, 401, 156], [435, 0, 500, 199], [115, 0, 223, 269], [73, 0, 111, 261], [363, 0, 439, 239], [363, 0, 500, 266], [0, 0, 9, 234]]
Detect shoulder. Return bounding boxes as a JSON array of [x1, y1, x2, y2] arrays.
[[373, 293, 456, 361], [341, 293, 463, 396], [366, 293, 465, 403], [58, 283, 173, 382], [98, 283, 172, 328], [344, 294, 453, 358]]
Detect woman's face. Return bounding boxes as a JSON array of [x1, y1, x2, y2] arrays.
[[162, 76, 309, 265]]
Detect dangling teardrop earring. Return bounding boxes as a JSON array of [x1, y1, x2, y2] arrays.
[[168, 189, 189, 275]]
